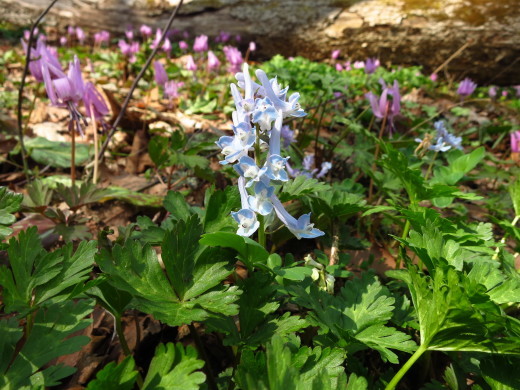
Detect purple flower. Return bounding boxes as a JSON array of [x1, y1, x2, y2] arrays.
[[67, 26, 75, 37], [94, 30, 110, 45], [23, 28, 38, 41], [22, 37, 62, 82], [60, 36, 67, 47], [207, 50, 220, 70], [153, 60, 168, 86], [125, 29, 134, 41], [457, 77, 477, 97], [193, 35, 208, 52], [430, 73, 438, 82], [162, 38, 172, 54], [119, 40, 139, 63], [280, 125, 295, 147], [365, 58, 379, 74], [76, 27, 86, 44], [331, 49, 340, 60], [223, 46, 243, 73], [140, 24, 152, 38], [179, 41, 188, 50], [511, 131, 520, 153], [42, 55, 84, 107], [366, 79, 401, 134], [185, 55, 197, 71], [164, 80, 183, 100], [216, 31, 231, 43], [488, 86, 497, 98], [84, 82, 109, 123], [150, 29, 162, 50]]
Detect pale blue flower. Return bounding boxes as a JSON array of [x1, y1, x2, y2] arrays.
[[264, 154, 289, 182], [271, 196, 324, 239], [233, 156, 264, 187], [248, 182, 274, 215], [232, 208, 259, 237], [216, 122, 256, 165], [252, 97, 278, 132]]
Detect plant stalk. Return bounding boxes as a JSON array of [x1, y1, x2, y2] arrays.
[[115, 315, 132, 356], [385, 343, 428, 390], [189, 323, 218, 390]]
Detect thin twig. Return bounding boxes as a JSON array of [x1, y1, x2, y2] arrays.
[[432, 39, 472, 76], [95, 0, 184, 167], [17, 0, 60, 181]]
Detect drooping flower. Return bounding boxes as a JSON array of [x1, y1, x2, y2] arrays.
[[331, 49, 340, 60], [22, 37, 62, 82], [60, 36, 67, 46], [119, 40, 139, 63], [488, 86, 497, 99], [430, 73, 438, 82], [164, 80, 184, 100], [153, 60, 168, 86], [365, 79, 401, 134], [248, 182, 274, 216], [271, 197, 324, 239], [193, 35, 208, 52], [365, 57, 380, 74], [223, 46, 243, 73], [94, 30, 110, 46], [76, 27, 86, 44], [179, 40, 188, 50], [457, 77, 477, 98], [162, 38, 172, 54], [335, 63, 343, 72], [140, 24, 152, 38], [216, 31, 231, 43], [185, 55, 197, 71], [248, 41, 256, 52], [125, 29, 134, 41], [83, 82, 110, 130], [207, 50, 220, 70], [511, 131, 520, 153], [67, 26, 75, 37]]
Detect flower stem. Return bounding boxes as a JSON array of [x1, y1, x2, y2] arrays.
[[258, 215, 266, 248], [115, 315, 131, 356], [385, 344, 428, 390], [71, 121, 76, 188], [189, 323, 218, 390]]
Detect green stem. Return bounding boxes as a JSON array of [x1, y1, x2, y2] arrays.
[[189, 323, 218, 390], [385, 343, 428, 390], [424, 151, 439, 181], [258, 214, 266, 248], [115, 315, 132, 356]]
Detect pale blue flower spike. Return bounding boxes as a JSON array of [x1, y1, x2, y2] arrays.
[[252, 97, 278, 132], [265, 154, 289, 182], [232, 209, 260, 237], [268, 110, 283, 156], [271, 196, 325, 240], [233, 156, 263, 187]]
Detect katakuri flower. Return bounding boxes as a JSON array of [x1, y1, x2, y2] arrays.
[[193, 35, 208, 52], [457, 77, 477, 98], [185, 55, 197, 71], [365, 57, 380, 74], [140, 24, 152, 38], [207, 50, 220, 70], [511, 130, 520, 153], [153, 60, 168, 86]]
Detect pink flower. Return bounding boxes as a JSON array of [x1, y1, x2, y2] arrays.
[[125, 29, 134, 41], [162, 38, 172, 54], [511, 131, 520, 153], [207, 50, 220, 70], [249, 41, 256, 52], [335, 63, 343, 71], [140, 24, 152, 38], [42, 55, 84, 107], [457, 77, 477, 97], [60, 36, 68, 47], [179, 41, 188, 50], [154, 60, 168, 86], [223, 46, 243, 73], [84, 82, 109, 121], [164, 80, 184, 100], [430, 73, 438, 82], [76, 27, 86, 44], [353, 61, 365, 69], [193, 35, 208, 52], [185, 55, 197, 71], [331, 49, 340, 60]]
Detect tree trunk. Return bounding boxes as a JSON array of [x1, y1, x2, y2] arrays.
[[2, 0, 519, 85]]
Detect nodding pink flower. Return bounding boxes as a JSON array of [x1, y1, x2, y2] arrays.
[[76, 27, 86, 44], [119, 40, 139, 63], [216, 31, 231, 43], [140, 24, 152, 38], [125, 29, 134, 41], [488, 86, 497, 98], [223, 46, 243, 73], [430, 73, 438, 82], [179, 40, 188, 50], [23, 28, 38, 41], [344, 61, 352, 71], [457, 77, 477, 98], [331, 49, 340, 60], [67, 26, 75, 37], [22, 37, 62, 82], [185, 55, 197, 71], [164, 80, 184, 100], [162, 38, 172, 54], [502, 90, 508, 97], [193, 35, 208, 52], [153, 60, 168, 86], [83, 82, 110, 124], [150, 29, 163, 50], [207, 50, 220, 70], [60, 36, 68, 46], [365, 58, 380, 74], [353, 60, 365, 69], [335, 63, 343, 72], [248, 41, 256, 52], [511, 131, 520, 153], [235, 35, 241, 42], [366, 79, 401, 134], [94, 30, 110, 45]]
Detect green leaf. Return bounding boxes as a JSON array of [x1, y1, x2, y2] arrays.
[[203, 186, 240, 233], [0, 186, 23, 241], [142, 343, 205, 390], [467, 260, 520, 305], [101, 186, 164, 207], [235, 335, 347, 390], [290, 273, 417, 363], [200, 231, 269, 269], [86, 356, 138, 390], [406, 264, 520, 354], [480, 356, 520, 390], [97, 220, 240, 327], [0, 227, 96, 313], [164, 191, 194, 221], [0, 300, 93, 389], [86, 278, 133, 319], [509, 178, 520, 217], [279, 176, 330, 202], [23, 179, 53, 208], [25, 136, 92, 168], [431, 147, 485, 186]]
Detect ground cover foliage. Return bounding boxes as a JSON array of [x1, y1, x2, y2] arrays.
[[0, 18, 520, 390]]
